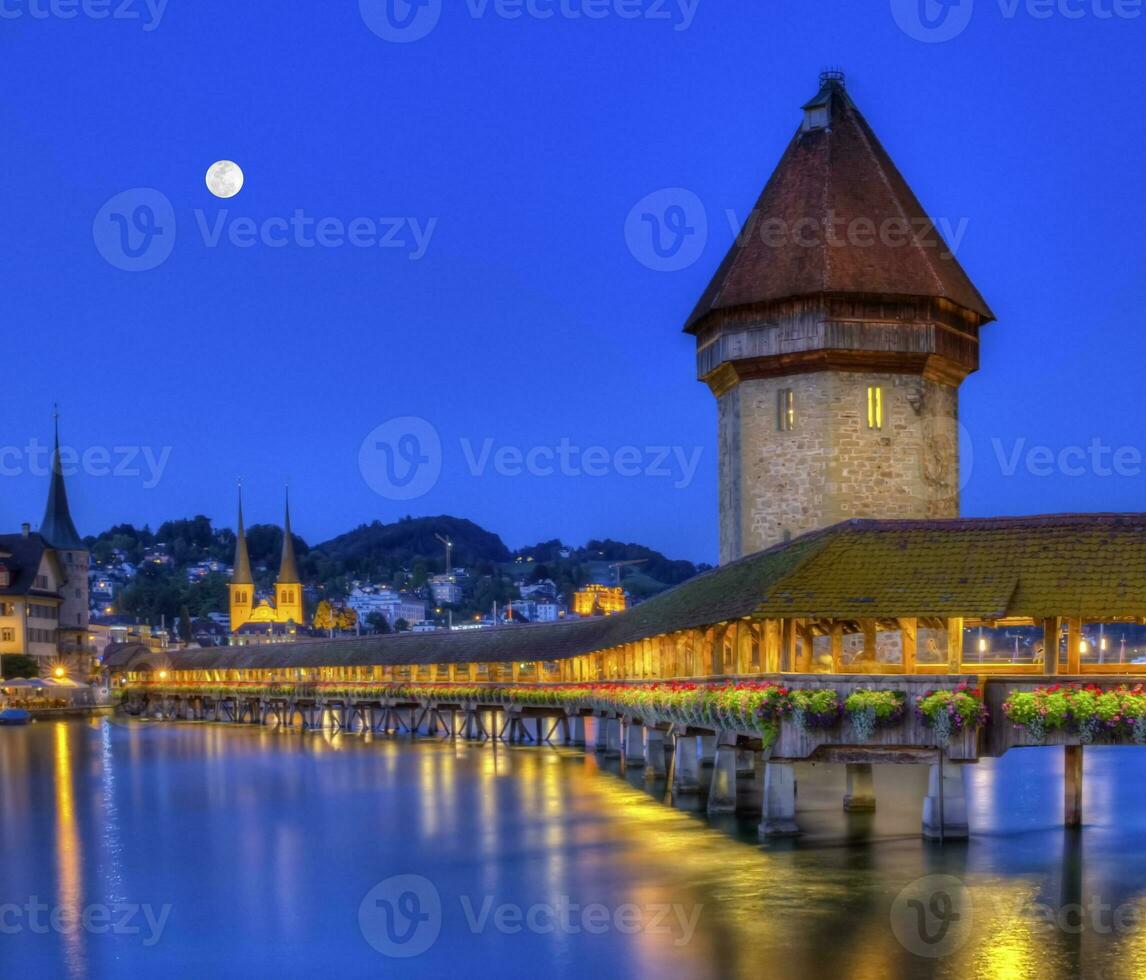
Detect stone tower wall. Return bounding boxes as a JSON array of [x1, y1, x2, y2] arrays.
[[718, 371, 960, 563]]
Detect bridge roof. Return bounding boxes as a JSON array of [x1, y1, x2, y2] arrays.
[[114, 514, 1146, 673]]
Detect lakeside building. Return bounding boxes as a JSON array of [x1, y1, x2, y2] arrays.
[[0, 418, 91, 675]]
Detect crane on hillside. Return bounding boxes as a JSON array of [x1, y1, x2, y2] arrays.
[[608, 559, 646, 586], [435, 534, 454, 576]]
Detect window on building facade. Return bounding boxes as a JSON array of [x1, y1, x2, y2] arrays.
[[1, 628, 14, 642], [867, 385, 884, 431], [777, 389, 796, 431]]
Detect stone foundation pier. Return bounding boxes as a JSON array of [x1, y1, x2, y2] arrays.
[[672, 732, 701, 794], [922, 761, 968, 841], [844, 763, 876, 812], [759, 763, 800, 838]]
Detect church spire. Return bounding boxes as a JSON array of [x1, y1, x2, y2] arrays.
[[277, 488, 300, 586], [40, 409, 84, 551], [232, 484, 253, 586]]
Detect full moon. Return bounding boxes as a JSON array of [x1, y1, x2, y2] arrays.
[[206, 160, 244, 199]]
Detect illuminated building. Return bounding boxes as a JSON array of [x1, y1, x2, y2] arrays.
[[573, 585, 627, 617], [228, 489, 304, 642]]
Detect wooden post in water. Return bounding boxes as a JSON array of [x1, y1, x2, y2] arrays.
[[1065, 745, 1084, 828]]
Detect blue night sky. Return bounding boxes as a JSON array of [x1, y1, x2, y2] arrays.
[[1, 1, 1143, 563]]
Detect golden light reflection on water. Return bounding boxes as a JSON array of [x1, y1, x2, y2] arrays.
[[14, 722, 1146, 979], [53, 723, 86, 980]]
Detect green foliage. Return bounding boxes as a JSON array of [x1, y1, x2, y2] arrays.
[[1, 654, 40, 680], [1003, 684, 1146, 744]]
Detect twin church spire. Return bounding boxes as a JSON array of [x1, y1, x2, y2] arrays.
[[229, 487, 303, 635]]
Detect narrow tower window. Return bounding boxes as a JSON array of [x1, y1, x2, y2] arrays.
[[777, 389, 796, 431], [867, 386, 884, 431]]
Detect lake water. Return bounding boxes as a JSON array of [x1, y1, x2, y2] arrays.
[[2, 718, 1145, 979]]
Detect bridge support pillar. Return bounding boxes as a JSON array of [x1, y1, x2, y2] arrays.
[[759, 763, 800, 838], [844, 763, 877, 812], [1065, 745, 1083, 828], [707, 735, 739, 813], [698, 734, 717, 766], [568, 716, 586, 748], [624, 723, 646, 767], [645, 729, 667, 777], [594, 716, 610, 753], [672, 732, 700, 795], [604, 717, 622, 759], [922, 761, 969, 841]]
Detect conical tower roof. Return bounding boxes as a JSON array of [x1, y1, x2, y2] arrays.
[[232, 487, 253, 586], [40, 414, 84, 551], [685, 73, 994, 333], [277, 489, 300, 586]]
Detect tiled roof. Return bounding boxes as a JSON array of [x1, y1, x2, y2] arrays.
[[0, 533, 59, 598], [685, 77, 994, 333], [113, 514, 1146, 674]]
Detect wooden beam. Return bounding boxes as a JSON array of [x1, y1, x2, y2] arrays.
[[797, 622, 814, 672], [781, 619, 797, 673], [763, 620, 781, 674], [830, 622, 844, 673], [901, 618, 918, 674], [1043, 617, 1062, 677], [1066, 618, 1083, 675], [861, 620, 878, 664], [946, 617, 964, 672]]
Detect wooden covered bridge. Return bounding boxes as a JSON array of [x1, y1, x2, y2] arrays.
[[109, 514, 1146, 840]]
